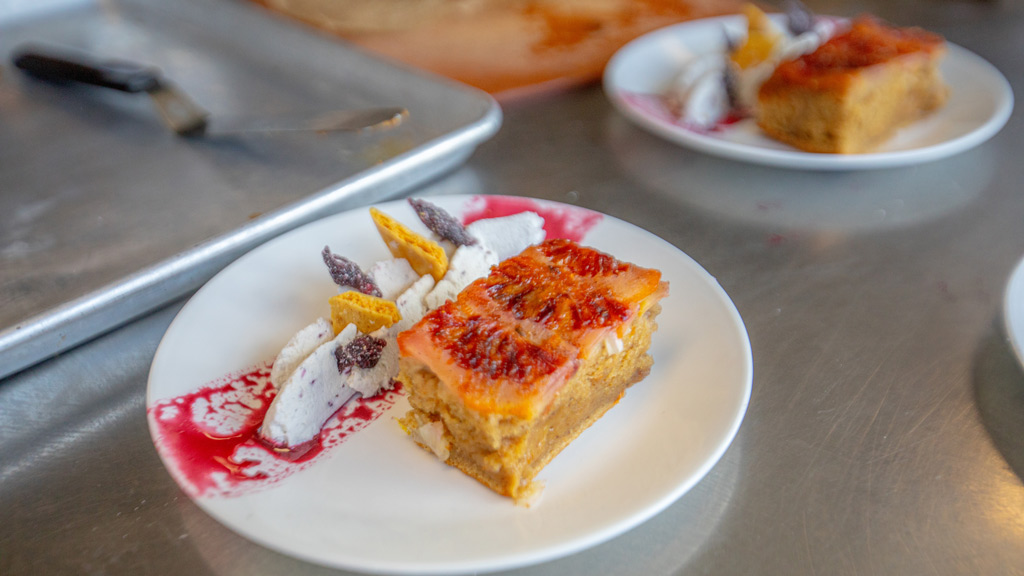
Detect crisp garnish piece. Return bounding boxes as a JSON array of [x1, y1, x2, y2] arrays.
[[370, 207, 448, 281], [322, 246, 381, 297], [328, 290, 401, 335], [335, 334, 387, 374], [731, 4, 781, 70], [408, 198, 477, 247]]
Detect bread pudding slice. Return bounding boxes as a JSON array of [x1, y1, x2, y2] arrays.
[[757, 16, 948, 154], [396, 239, 669, 502]]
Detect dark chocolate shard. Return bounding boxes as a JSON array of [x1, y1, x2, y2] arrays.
[[322, 246, 381, 297], [409, 198, 477, 247], [335, 334, 387, 374]]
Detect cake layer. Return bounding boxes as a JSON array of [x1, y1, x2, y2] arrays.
[[399, 303, 660, 499]]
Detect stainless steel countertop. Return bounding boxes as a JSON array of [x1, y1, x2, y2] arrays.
[[3, 0, 1024, 574]]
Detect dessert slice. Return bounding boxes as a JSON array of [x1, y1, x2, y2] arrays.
[[757, 16, 948, 154], [397, 239, 668, 503]]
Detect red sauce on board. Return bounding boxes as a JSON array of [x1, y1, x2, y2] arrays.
[[149, 363, 403, 498], [252, 0, 746, 97], [461, 195, 602, 242]]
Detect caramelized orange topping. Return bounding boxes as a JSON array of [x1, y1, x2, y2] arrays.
[[536, 238, 631, 277], [482, 254, 631, 335], [398, 239, 667, 417], [765, 16, 944, 92], [419, 302, 570, 386]]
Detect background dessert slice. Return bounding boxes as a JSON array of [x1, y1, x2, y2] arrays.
[[756, 16, 948, 154]]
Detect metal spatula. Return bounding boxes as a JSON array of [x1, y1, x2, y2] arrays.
[[12, 44, 407, 136]]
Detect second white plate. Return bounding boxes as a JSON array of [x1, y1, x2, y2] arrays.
[[1005, 256, 1024, 370], [147, 195, 752, 574], [603, 15, 1014, 170]]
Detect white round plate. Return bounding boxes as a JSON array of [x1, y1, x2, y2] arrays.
[[603, 15, 1014, 170], [147, 195, 752, 574], [1005, 256, 1024, 368]]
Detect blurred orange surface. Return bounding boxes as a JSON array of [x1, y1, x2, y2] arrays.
[[253, 0, 746, 99]]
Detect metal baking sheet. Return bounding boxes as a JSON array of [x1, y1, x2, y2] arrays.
[[0, 0, 502, 380]]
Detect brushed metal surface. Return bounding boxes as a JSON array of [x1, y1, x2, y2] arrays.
[[3, 0, 1024, 574], [0, 0, 501, 379]]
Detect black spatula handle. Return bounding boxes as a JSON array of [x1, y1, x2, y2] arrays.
[[13, 44, 161, 93]]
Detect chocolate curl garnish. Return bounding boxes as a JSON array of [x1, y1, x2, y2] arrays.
[[322, 246, 381, 297], [335, 335, 387, 374], [784, 0, 814, 35], [408, 198, 477, 247]]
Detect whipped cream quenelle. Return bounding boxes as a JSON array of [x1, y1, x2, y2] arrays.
[[259, 201, 546, 449], [664, 3, 843, 130]]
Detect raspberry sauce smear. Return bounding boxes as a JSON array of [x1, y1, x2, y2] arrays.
[[462, 195, 603, 242], [148, 363, 403, 499]]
